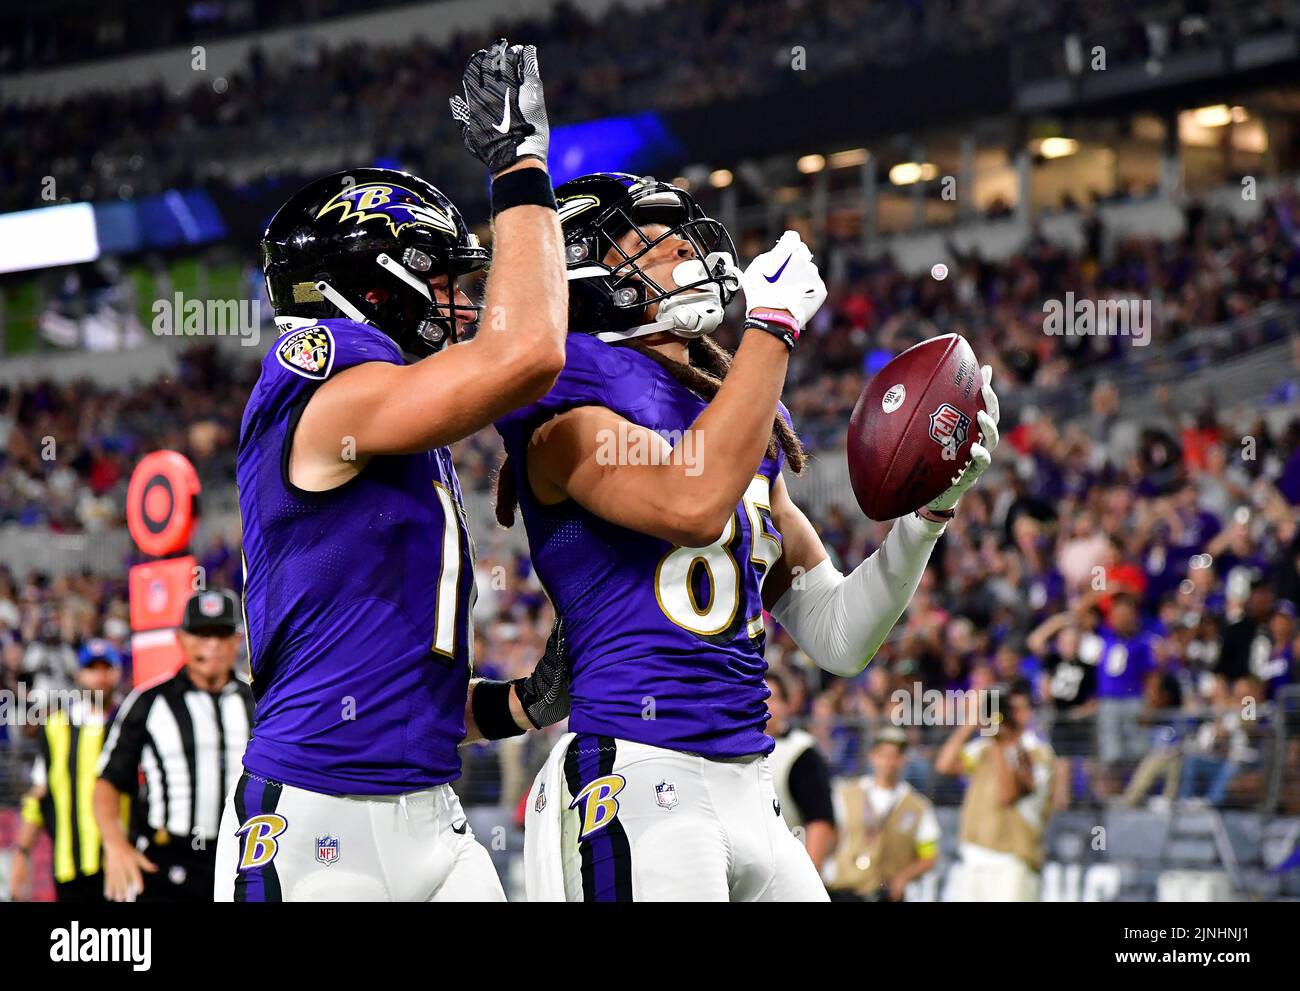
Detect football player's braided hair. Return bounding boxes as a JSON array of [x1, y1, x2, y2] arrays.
[[494, 337, 805, 527]]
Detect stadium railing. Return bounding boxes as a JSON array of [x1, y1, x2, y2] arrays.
[[439, 702, 1292, 815]]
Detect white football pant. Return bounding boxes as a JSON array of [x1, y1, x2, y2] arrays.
[[213, 771, 504, 901], [525, 732, 828, 902]]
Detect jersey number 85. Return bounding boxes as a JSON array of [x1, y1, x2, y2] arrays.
[[653, 476, 780, 644]]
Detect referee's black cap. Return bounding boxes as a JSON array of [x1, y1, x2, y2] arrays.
[[180, 589, 240, 636]]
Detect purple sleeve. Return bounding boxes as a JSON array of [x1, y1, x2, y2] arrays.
[[243, 320, 404, 444], [261, 319, 403, 399]]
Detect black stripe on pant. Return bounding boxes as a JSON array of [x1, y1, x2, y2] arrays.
[[231, 772, 285, 903], [563, 733, 634, 902]]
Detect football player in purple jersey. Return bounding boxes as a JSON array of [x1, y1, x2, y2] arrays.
[[496, 173, 1000, 900], [214, 40, 569, 902]]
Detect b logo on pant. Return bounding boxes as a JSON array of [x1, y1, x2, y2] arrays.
[[570, 774, 625, 839], [237, 813, 288, 870]]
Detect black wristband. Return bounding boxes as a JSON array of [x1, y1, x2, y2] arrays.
[[744, 315, 795, 351], [491, 165, 557, 218], [511, 679, 542, 729], [471, 679, 526, 740]]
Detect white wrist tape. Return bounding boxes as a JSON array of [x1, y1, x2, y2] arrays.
[[771, 513, 945, 677]]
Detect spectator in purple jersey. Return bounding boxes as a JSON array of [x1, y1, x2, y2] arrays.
[[1091, 592, 1157, 791], [1152, 485, 1221, 571]]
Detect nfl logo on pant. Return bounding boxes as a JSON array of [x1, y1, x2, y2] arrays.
[[315, 834, 340, 865], [655, 781, 678, 809]]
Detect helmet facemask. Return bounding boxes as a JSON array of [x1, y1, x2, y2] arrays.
[[564, 180, 740, 344]]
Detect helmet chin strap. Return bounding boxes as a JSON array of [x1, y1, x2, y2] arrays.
[[311, 253, 413, 327], [309, 254, 476, 351], [314, 279, 371, 325], [592, 291, 724, 344], [593, 256, 739, 346]]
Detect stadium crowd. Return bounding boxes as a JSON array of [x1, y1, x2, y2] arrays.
[[2, 184, 1300, 816], [2, 0, 1228, 74], [6, 188, 1300, 525], [1, 0, 1283, 212]]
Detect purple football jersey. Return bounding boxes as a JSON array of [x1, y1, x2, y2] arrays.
[[496, 334, 785, 758], [237, 319, 475, 795], [1094, 626, 1156, 699]]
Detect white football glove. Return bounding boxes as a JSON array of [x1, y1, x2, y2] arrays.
[[739, 230, 828, 331], [927, 364, 1000, 513]]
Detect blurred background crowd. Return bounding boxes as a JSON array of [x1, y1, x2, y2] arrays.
[[5, 0, 1300, 901], [4, 0, 1288, 213], [6, 187, 1300, 528], [5, 191, 1300, 820]]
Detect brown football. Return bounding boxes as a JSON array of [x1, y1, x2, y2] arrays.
[[846, 334, 985, 521]]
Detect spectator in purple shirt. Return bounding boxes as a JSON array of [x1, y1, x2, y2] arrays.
[[1090, 592, 1157, 791]]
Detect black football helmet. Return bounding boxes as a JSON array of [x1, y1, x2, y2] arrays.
[[262, 168, 488, 356], [555, 172, 739, 344]]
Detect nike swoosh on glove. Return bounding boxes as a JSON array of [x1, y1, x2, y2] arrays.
[[449, 39, 550, 175], [927, 364, 1000, 513], [739, 230, 828, 331]]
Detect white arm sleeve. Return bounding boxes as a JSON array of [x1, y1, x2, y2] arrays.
[[771, 513, 945, 677]]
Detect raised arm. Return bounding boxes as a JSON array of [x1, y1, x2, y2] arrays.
[[527, 335, 790, 547], [294, 175, 565, 458], [1026, 609, 1073, 656], [934, 723, 979, 777], [293, 41, 566, 479], [528, 232, 826, 547]]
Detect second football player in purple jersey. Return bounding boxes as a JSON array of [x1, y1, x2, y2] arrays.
[[501, 173, 1002, 901]]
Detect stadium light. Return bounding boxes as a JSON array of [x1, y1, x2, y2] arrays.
[[890, 162, 939, 184], [1192, 104, 1233, 128], [0, 202, 99, 274], [672, 176, 691, 190], [829, 148, 870, 169], [1038, 137, 1079, 159], [797, 154, 826, 174], [708, 169, 733, 188]]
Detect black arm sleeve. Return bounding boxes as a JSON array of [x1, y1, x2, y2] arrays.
[[788, 747, 836, 827], [97, 692, 151, 794]]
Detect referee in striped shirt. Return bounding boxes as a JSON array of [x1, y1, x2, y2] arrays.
[[93, 589, 253, 902]]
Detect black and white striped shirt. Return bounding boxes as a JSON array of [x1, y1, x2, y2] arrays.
[[98, 667, 254, 843]]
